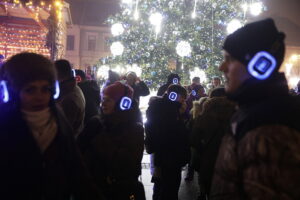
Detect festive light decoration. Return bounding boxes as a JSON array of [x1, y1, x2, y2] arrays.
[[101, 0, 266, 89], [0, 1, 64, 59], [111, 23, 125, 36], [227, 19, 242, 34], [97, 65, 110, 79], [176, 41, 192, 57], [110, 42, 124, 56], [250, 2, 263, 16], [122, 0, 133, 5], [190, 67, 207, 83]]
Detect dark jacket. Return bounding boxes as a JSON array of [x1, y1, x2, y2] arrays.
[[77, 110, 144, 196], [210, 73, 300, 200], [57, 79, 85, 136], [78, 80, 101, 124], [145, 95, 190, 168], [130, 81, 150, 105], [0, 104, 103, 200], [191, 97, 236, 194]]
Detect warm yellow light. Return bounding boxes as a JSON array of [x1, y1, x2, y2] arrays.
[[40, 1, 45, 6], [55, 1, 62, 8], [291, 54, 299, 62]]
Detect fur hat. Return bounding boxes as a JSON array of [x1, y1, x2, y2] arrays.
[[223, 18, 285, 70], [103, 81, 133, 102], [1, 52, 56, 92]]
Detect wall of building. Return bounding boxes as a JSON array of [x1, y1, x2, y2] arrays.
[[64, 24, 111, 70]]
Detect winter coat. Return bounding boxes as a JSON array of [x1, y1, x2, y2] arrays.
[[0, 104, 103, 200], [210, 73, 300, 200], [130, 81, 150, 105], [77, 110, 144, 197], [191, 97, 236, 194], [78, 80, 101, 124], [57, 79, 85, 137], [145, 95, 190, 168]]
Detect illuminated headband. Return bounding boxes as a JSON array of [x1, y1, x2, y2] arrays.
[[247, 51, 277, 80], [119, 84, 132, 111]]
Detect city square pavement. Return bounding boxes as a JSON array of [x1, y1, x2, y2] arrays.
[[140, 153, 199, 200]]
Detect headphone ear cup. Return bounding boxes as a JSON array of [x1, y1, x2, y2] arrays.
[[0, 80, 10, 103]]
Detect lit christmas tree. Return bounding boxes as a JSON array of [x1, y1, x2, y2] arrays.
[[99, 0, 264, 89]]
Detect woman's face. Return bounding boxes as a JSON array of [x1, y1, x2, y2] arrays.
[[101, 95, 116, 115], [19, 80, 52, 112]]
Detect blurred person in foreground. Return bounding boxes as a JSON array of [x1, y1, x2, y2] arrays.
[[0, 52, 104, 200], [210, 18, 300, 200]]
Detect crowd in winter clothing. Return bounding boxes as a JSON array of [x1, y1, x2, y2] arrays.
[[1, 17, 300, 200]]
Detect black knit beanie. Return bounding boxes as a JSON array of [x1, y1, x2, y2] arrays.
[[223, 18, 286, 70]]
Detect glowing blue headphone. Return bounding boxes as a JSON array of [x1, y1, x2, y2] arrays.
[[168, 91, 178, 101], [119, 84, 132, 111], [0, 80, 60, 103], [191, 90, 197, 96], [247, 51, 277, 80], [172, 78, 179, 84]]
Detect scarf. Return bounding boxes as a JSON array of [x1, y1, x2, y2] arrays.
[[22, 108, 57, 153]]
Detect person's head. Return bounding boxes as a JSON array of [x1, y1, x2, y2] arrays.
[[209, 87, 226, 98], [219, 18, 285, 94], [126, 71, 137, 86], [108, 70, 120, 84], [212, 76, 221, 87], [54, 59, 73, 82], [167, 73, 181, 85], [102, 81, 133, 115], [0, 52, 57, 111], [167, 84, 187, 104], [75, 69, 86, 82], [192, 77, 200, 84]]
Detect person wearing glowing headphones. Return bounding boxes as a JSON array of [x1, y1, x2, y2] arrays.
[[210, 19, 300, 199], [77, 81, 145, 200], [0, 53, 104, 200], [145, 84, 190, 200]]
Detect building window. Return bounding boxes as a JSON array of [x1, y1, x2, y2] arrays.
[[66, 35, 75, 51], [88, 35, 96, 51], [104, 36, 110, 52]]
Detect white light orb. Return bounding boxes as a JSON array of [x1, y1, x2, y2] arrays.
[[114, 65, 127, 75], [134, 11, 139, 20], [191, 12, 196, 19], [122, 0, 133, 4], [227, 19, 242, 34], [110, 42, 124, 56], [176, 41, 192, 57], [97, 65, 110, 79], [111, 23, 124, 36], [242, 3, 248, 12], [250, 2, 263, 16], [149, 13, 163, 26], [189, 67, 207, 83]]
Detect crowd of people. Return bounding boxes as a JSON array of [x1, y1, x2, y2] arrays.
[[1, 18, 300, 200]]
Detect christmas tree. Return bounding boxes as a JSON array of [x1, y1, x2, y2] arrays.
[[99, 0, 264, 89]]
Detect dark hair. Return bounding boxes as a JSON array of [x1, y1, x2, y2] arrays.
[[167, 84, 187, 98], [209, 87, 226, 98], [75, 69, 86, 80], [167, 73, 181, 84], [192, 77, 200, 83], [54, 59, 73, 80]]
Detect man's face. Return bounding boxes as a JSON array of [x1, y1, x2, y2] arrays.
[[212, 79, 220, 87], [101, 95, 116, 115], [219, 51, 251, 94]]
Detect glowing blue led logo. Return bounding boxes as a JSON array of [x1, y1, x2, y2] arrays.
[[120, 96, 132, 110], [0, 80, 9, 103], [191, 90, 196, 96], [53, 80, 60, 99], [248, 51, 277, 80], [169, 92, 178, 101], [173, 78, 179, 84]]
